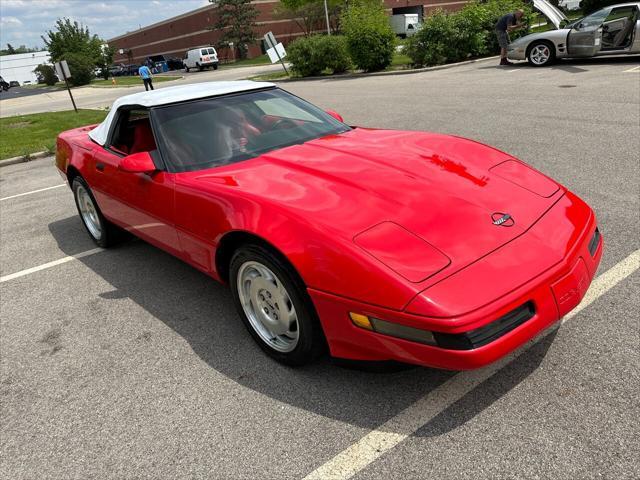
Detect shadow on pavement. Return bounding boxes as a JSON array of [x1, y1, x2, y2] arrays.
[[49, 214, 558, 433]]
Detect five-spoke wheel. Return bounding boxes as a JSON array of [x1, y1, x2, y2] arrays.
[[527, 42, 555, 67]]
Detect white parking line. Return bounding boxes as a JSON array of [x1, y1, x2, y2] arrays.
[[623, 65, 640, 73], [0, 184, 66, 201], [0, 248, 103, 283], [303, 249, 640, 480]]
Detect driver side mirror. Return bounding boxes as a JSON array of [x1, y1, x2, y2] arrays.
[[325, 109, 344, 123], [119, 151, 156, 174]]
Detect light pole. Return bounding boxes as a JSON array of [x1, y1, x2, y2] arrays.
[[324, 0, 331, 35]]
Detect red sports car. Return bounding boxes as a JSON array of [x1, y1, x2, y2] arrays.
[[56, 81, 603, 369]]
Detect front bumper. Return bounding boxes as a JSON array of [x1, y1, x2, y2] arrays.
[[507, 45, 526, 60], [310, 192, 603, 370]]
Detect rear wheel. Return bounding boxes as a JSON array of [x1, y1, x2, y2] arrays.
[[527, 41, 555, 67], [185, 66, 190, 73], [229, 244, 326, 366], [197, 62, 203, 71], [213, 63, 218, 71], [72, 177, 126, 248]]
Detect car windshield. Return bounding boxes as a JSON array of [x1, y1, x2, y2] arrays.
[[576, 8, 610, 28], [152, 88, 351, 173]]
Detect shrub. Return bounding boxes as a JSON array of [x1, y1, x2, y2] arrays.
[[287, 34, 351, 77], [341, 2, 395, 72], [33, 64, 58, 85], [63, 52, 94, 86], [406, 0, 533, 67]]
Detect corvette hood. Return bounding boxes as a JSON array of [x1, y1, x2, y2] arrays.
[[195, 128, 562, 285]]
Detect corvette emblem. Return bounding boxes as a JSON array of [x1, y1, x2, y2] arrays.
[[491, 212, 514, 227]]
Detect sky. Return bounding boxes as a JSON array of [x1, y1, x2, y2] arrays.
[[0, 0, 211, 50]]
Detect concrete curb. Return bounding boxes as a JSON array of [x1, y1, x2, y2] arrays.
[[257, 56, 500, 82], [0, 151, 50, 168]]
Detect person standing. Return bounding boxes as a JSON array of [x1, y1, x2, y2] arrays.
[[138, 64, 154, 91], [495, 10, 525, 66]]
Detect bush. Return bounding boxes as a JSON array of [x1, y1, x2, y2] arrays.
[[288, 34, 351, 77], [33, 64, 58, 85], [63, 52, 94, 86], [406, 0, 532, 67], [342, 3, 395, 72]]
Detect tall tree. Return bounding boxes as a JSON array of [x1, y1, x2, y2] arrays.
[[6, 44, 16, 54], [41, 18, 105, 86], [210, 0, 259, 59], [276, 0, 345, 35]]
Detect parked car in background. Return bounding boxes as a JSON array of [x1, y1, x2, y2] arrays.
[[55, 81, 602, 370], [390, 13, 420, 38], [183, 46, 219, 72], [508, 0, 640, 66], [166, 57, 185, 71]]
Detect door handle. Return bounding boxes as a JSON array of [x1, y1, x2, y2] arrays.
[[96, 162, 105, 172]]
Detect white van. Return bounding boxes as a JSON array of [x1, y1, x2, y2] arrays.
[[183, 46, 219, 72]]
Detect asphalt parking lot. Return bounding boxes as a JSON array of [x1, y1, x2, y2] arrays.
[[1, 57, 639, 479]]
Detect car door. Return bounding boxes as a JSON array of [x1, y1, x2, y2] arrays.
[[90, 108, 181, 256], [567, 7, 610, 56]]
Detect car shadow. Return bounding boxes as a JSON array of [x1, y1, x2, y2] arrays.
[[49, 215, 560, 434]]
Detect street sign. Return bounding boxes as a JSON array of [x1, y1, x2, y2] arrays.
[[54, 60, 77, 113], [264, 31, 277, 50], [266, 43, 286, 63], [263, 31, 288, 76], [54, 60, 71, 79]]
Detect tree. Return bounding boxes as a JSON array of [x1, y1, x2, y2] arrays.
[[41, 18, 105, 86], [210, 0, 259, 59], [96, 44, 115, 80], [33, 64, 58, 85], [275, 0, 345, 36], [6, 44, 16, 55]]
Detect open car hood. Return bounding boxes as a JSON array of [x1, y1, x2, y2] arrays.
[[533, 0, 568, 29]]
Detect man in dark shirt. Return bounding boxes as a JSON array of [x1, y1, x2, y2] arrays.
[[496, 10, 525, 65]]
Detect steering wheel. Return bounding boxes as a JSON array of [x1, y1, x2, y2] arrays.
[[271, 118, 299, 130]]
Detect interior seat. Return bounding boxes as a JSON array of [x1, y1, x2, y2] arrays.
[[130, 120, 156, 153]]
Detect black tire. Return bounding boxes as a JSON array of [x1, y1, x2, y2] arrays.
[[185, 66, 190, 73], [229, 244, 326, 366], [197, 62, 203, 71], [72, 177, 127, 248], [527, 41, 555, 67], [213, 63, 218, 71]]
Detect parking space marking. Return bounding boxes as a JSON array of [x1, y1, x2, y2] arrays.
[[303, 249, 640, 480], [623, 65, 640, 73], [0, 247, 103, 283], [0, 184, 66, 202]]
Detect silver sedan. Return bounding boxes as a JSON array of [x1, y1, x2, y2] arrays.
[[508, 0, 640, 66]]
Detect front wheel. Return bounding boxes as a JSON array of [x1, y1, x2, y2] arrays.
[[229, 244, 326, 366], [72, 177, 126, 248], [527, 42, 555, 67]]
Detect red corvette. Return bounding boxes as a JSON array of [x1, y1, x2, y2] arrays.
[[56, 81, 602, 369]]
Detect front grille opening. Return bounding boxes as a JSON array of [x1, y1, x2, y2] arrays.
[[588, 227, 601, 257], [433, 302, 536, 350]]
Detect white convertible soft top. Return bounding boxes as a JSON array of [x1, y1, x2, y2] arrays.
[[88, 80, 275, 146]]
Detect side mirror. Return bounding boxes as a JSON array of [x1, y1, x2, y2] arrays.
[[325, 109, 344, 123], [119, 151, 156, 174]]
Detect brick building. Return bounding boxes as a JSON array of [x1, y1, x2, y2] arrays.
[[108, 0, 468, 65]]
